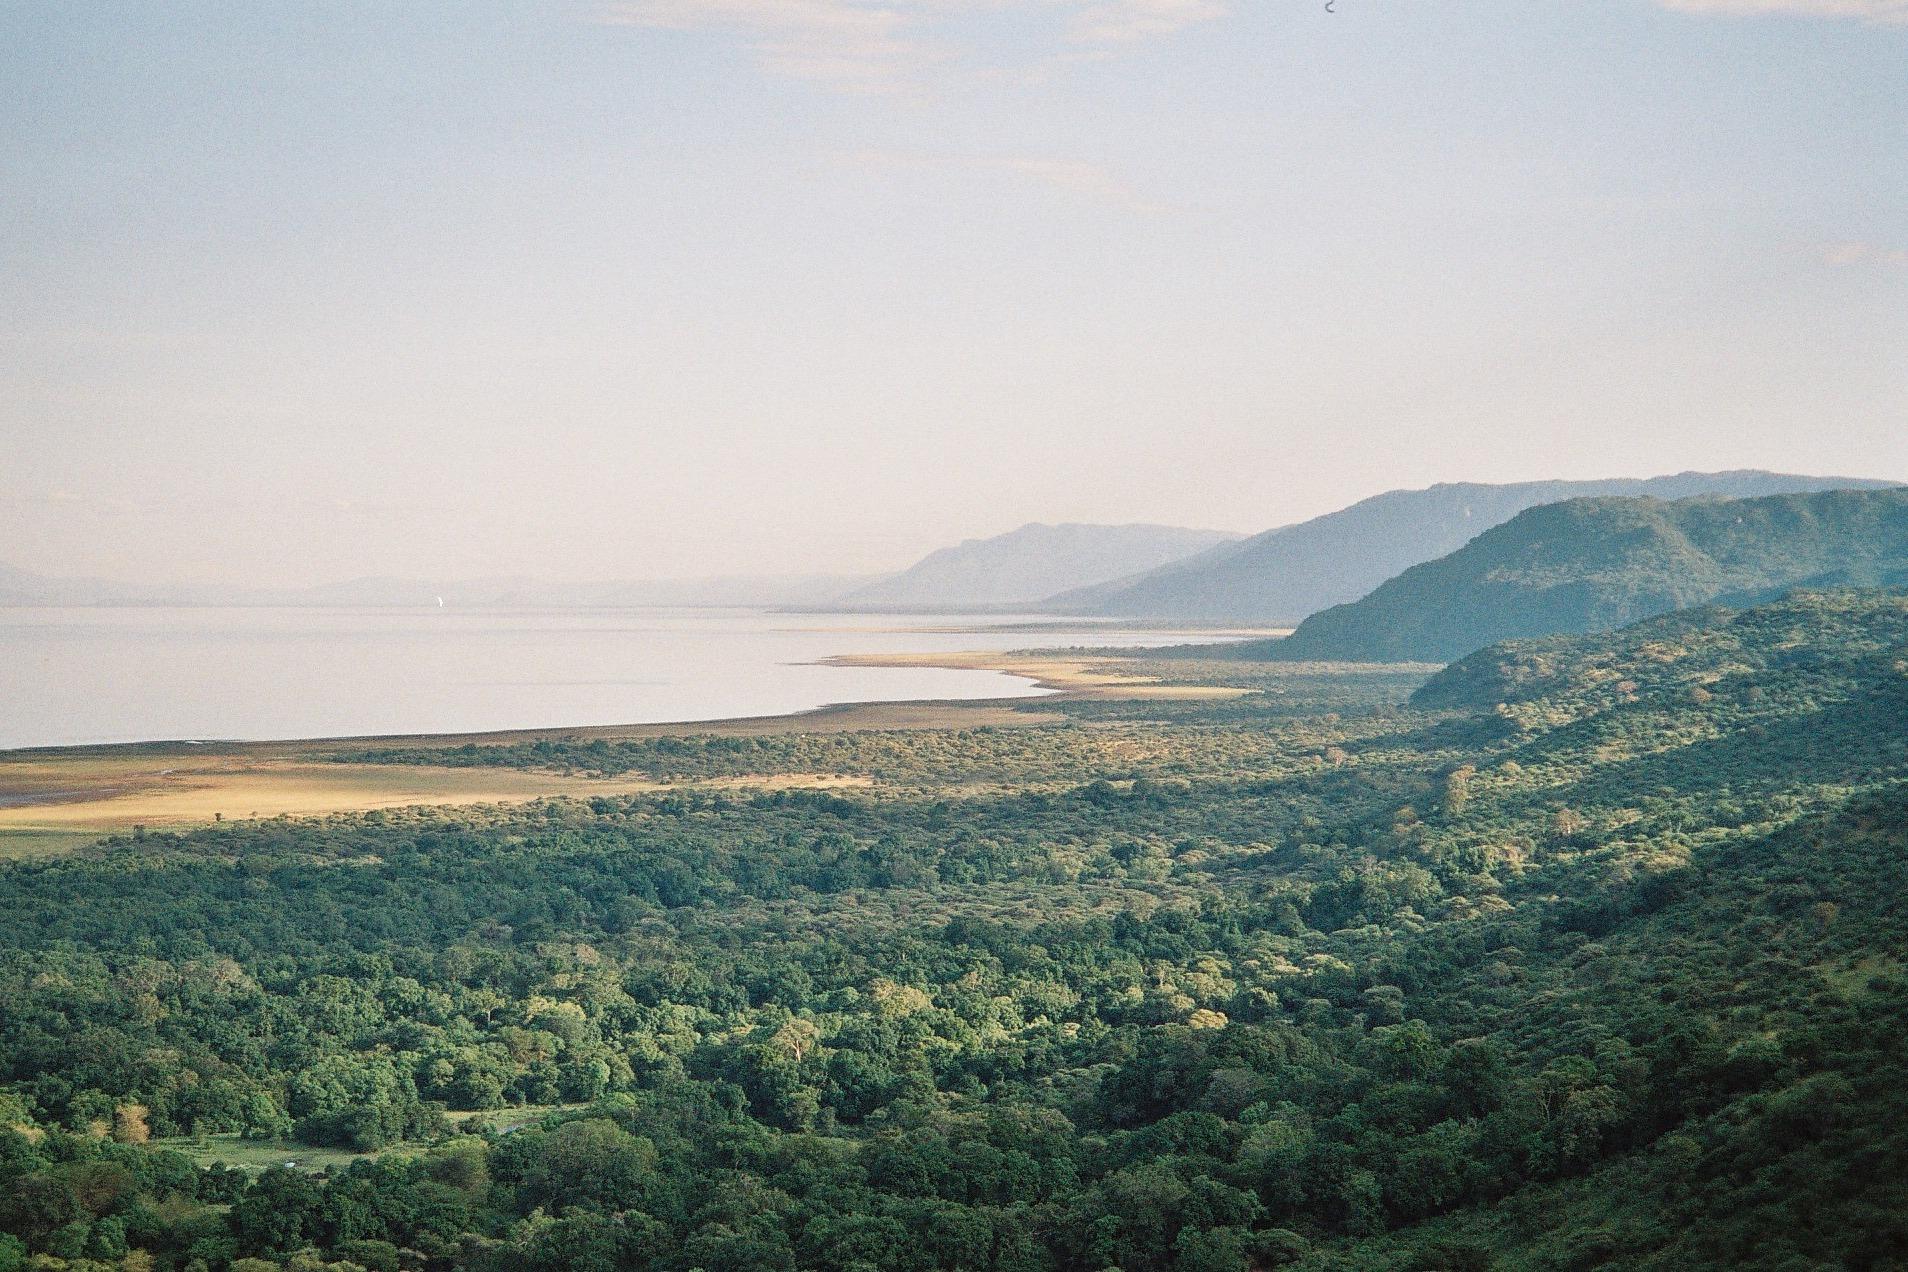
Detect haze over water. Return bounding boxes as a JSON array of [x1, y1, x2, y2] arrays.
[[0, 606, 1202, 749]]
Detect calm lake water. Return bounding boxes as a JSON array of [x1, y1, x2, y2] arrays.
[[0, 607, 1213, 749]]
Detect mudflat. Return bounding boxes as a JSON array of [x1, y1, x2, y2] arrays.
[[0, 692, 1057, 857], [0, 647, 1253, 855], [818, 649, 1264, 700]]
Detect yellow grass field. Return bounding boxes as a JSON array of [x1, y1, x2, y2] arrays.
[[158, 1104, 586, 1173], [0, 754, 867, 857]]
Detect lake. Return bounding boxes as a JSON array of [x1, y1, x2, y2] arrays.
[[0, 606, 1217, 749]]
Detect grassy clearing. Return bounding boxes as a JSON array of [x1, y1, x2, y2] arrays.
[[0, 826, 104, 858], [446, 1102, 587, 1133], [160, 1106, 587, 1173], [1820, 952, 1904, 999], [159, 1134, 379, 1173]]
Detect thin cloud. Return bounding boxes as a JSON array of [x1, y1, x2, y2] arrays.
[[595, 0, 1230, 92], [842, 147, 1168, 212], [996, 156, 1172, 212], [598, 0, 934, 92], [1823, 241, 1908, 268], [1068, 0, 1226, 44], [1654, 0, 1908, 22]]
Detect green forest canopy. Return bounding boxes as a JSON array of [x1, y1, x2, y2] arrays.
[[2, 588, 1906, 1271]]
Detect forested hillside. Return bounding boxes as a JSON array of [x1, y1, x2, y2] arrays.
[[1261, 487, 1908, 663], [1047, 471, 1892, 622], [3, 591, 1906, 1271]]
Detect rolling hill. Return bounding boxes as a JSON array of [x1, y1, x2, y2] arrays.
[[1258, 487, 1908, 663], [1047, 470, 1896, 622], [839, 522, 1241, 610]]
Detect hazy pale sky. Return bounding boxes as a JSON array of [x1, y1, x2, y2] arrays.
[[3, 0, 1905, 585]]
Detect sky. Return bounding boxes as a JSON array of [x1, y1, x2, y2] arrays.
[[2, 0, 1905, 586]]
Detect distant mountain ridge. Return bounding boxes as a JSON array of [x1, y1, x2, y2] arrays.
[[3, 519, 1242, 612], [1046, 470, 1897, 622], [10, 471, 1897, 617], [0, 563, 161, 607], [839, 522, 1242, 610], [0, 564, 878, 610], [1257, 487, 1908, 664]]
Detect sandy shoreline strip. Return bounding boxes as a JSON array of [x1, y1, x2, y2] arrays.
[[0, 644, 1260, 855], [817, 649, 1257, 701], [0, 697, 1056, 856]]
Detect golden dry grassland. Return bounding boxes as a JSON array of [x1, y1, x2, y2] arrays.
[[0, 751, 867, 858]]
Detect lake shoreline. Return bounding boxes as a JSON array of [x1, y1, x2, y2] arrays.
[[0, 693, 1059, 856], [0, 635, 1272, 856], [816, 648, 1262, 701], [2, 604, 1248, 751]]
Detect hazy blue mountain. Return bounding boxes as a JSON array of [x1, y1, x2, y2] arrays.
[[1253, 487, 1908, 663], [0, 564, 877, 609], [264, 573, 879, 609], [840, 522, 1242, 610], [1048, 470, 1897, 622], [0, 563, 169, 606], [505, 574, 880, 608]]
